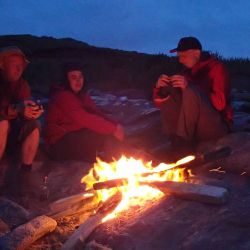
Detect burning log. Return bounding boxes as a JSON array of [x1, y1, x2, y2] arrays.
[[62, 192, 122, 250], [93, 178, 128, 190], [92, 177, 228, 205], [0, 215, 57, 250], [91, 147, 232, 189], [146, 181, 229, 205], [143, 146, 232, 176]]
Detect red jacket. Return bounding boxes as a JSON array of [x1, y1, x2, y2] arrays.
[[154, 53, 233, 123], [0, 75, 31, 120], [44, 89, 117, 146]]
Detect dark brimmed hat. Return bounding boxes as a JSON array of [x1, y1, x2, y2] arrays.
[[169, 37, 202, 53], [0, 46, 29, 69]]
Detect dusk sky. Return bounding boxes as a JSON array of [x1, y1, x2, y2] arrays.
[[1, 0, 250, 59]]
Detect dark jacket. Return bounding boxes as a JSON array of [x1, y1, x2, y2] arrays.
[[44, 89, 117, 146]]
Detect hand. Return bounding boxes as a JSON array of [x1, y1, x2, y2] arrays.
[[23, 100, 44, 120], [155, 74, 171, 88], [113, 124, 125, 141], [170, 75, 188, 89]]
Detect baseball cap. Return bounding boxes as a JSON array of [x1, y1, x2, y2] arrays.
[[0, 46, 29, 69], [169, 37, 202, 53]]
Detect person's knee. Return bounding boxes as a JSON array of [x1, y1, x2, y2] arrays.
[[31, 128, 40, 138], [0, 120, 9, 135]]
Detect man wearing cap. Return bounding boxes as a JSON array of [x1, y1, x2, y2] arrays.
[[0, 46, 43, 192], [153, 37, 232, 153]]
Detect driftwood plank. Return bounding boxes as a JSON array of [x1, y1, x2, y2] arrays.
[[62, 192, 122, 250], [49, 191, 95, 214], [0, 215, 57, 250], [146, 181, 229, 205], [48, 194, 99, 220]]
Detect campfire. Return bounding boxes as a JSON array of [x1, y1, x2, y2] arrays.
[[0, 147, 230, 250], [60, 150, 228, 249], [81, 155, 195, 222]]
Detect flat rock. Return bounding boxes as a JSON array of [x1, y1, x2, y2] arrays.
[[0, 198, 30, 229]]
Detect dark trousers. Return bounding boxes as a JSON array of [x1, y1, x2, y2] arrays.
[[160, 85, 228, 144], [48, 129, 123, 162]]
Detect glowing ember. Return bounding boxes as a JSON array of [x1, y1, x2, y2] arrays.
[[81, 155, 194, 222]]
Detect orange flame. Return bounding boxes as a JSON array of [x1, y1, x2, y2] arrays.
[[81, 155, 194, 222]]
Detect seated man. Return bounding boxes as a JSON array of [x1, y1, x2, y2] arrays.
[[44, 63, 124, 162], [153, 37, 232, 154], [0, 46, 43, 191]]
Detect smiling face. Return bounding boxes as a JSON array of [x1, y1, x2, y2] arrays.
[[67, 70, 84, 93], [3, 55, 25, 82], [177, 49, 201, 68]]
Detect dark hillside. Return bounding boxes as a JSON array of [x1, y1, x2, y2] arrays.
[[0, 35, 249, 97]]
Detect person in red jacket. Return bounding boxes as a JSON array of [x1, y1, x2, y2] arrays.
[[0, 46, 43, 192], [44, 63, 124, 162], [153, 37, 232, 151]]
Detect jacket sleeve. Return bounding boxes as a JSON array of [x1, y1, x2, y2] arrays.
[[209, 63, 230, 111], [54, 91, 117, 135], [81, 93, 119, 124], [81, 93, 106, 116]]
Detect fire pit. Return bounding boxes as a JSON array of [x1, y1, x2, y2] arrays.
[[61, 152, 228, 249], [0, 147, 231, 250], [82, 155, 192, 222]]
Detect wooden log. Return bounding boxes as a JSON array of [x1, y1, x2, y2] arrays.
[[48, 195, 99, 220], [62, 192, 122, 250], [49, 191, 95, 214], [145, 181, 229, 205], [0, 215, 57, 250], [92, 147, 232, 191]]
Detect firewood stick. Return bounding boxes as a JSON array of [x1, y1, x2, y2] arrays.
[[61, 192, 122, 250], [92, 147, 232, 190], [145, 181, 229, 205], [142, 146, 232, 176], [92, 177, 228, 205], [93, 178, 128, 190], [48, 195, 98, 220], [49, 191, 95, 214], [0, 215, 57, 250]]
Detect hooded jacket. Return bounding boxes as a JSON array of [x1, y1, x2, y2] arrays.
[[44, 89, 117, 146]]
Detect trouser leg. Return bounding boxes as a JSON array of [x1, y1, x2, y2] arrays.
[[176, 86, 228, 142], [160, 88, 182, 136]]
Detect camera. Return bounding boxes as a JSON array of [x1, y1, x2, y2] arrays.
[[157, 85, 174, 99]]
